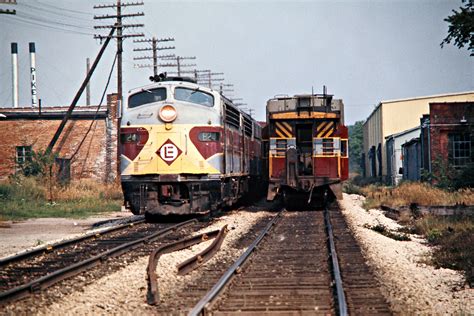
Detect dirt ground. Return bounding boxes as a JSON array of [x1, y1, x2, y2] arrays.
[[0, 211, 131, 259]]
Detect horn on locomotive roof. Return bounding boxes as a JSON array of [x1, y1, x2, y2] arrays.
[[149, 72, 197, 84], [149, 72, 168, 82]]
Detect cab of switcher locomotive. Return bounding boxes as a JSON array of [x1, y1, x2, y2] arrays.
[[266, 92, 349, 205], [120, 77, 262, 216]]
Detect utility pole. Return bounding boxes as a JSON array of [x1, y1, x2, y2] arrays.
[[86, 58, 91, 105], [133, 37, 175, 76], [93, 0, 144, 111], [160, 55, 196, 76], [93, 1, 144, 182], [216, 83, 234, 96], [195, 70, 224, 88]]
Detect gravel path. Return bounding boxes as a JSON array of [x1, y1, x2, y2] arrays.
[[34, 210, 272, 315], [340, 193, 473, 315], [0, 212, 132, 259]]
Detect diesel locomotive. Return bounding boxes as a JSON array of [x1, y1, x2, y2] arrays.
[[120, 76, 263, 216], [265, 90, 348, 206]]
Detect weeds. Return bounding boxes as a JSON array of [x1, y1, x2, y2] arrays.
[[0, 176, 122, 220], [363, 223, 411, 241], [360, 182, 474, 209], [343, 181, 365, 195], [404, 214, 474, 286]]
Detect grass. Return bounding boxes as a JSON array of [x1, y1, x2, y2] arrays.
[[0, 176, 123, 220], [360, 182, 474, 210]]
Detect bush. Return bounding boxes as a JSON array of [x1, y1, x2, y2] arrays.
[[343, 181, 364, 195]]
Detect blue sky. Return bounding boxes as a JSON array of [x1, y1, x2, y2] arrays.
[[0, 0, 472, 124]]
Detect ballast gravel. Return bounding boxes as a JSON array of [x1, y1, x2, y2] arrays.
[[340, 193, 473, 315], [35, 210, 272, 315]]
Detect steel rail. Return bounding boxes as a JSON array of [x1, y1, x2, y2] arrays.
[[146, 225, 227, 305], [0, 219, 197, 305], [324, 207, 348, 316], [188, 211, 283, 316], [177, 225, 228, 276], [0, 216, 145, 267]]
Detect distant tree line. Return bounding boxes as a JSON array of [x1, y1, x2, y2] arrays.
[[348, 121, 364, 174]]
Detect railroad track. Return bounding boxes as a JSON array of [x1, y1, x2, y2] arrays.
[[0, 218, 200, 305], [0, 215, 145, 267], [186, 206, 391, 315]]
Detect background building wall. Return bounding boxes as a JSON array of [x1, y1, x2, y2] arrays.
[[0, 95, 119, 183], [429, 102, 474, 168], [386, 127, 420, 185], [363, 92, 474, 180]]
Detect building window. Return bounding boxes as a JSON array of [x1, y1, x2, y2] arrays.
[[449, 133, 472, 166], [16, 146, 32, 166]]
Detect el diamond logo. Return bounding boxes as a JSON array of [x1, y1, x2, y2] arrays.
[[157, 139, 182, 165]]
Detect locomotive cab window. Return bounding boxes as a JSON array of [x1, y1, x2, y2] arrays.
[[341, 139, 348, 158], [314, 138, 335, 156], [174, 87, 214, 107], [128, 87, 167, 108]]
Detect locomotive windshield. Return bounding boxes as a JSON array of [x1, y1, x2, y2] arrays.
[[128, 88, 167, 108], [174, 87, 214, 107]]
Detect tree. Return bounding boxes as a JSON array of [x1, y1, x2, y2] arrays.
[[348, 120, 364, 174], [441, 0, 474, 56]]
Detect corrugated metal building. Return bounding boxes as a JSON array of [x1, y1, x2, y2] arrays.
[[385, 126, 420, 185], [402, 138, 422, 181], [362, 91, 474, 181]]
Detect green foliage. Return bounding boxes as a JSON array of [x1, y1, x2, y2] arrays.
[[441, 0, 474, 56], [453, 163, 474, 189], [424, 157, 474, 190], [17, 149, 56, 177], [343, 181, 364, 195], [348, 120, 364, 173]]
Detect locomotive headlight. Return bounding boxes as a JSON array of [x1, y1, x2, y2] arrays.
[[159, 104, 177, 122]]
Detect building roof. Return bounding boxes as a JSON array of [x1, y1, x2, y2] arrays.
[[0, 105, 107, 120], [364, 90, 474, 125], [385, 126, 421, 140]]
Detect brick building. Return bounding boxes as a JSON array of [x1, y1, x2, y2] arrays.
[[0, 94, 119, 183], [420, 102, 474, 175]]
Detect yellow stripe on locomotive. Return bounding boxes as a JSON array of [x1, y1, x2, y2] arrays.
[[121, 124, 222, 176]]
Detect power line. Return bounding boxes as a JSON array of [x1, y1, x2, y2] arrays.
[[5, 15, 95, 36], [37, 0, 93, 16], [16, 2, 93, 22], [16, 11, 94, 31]]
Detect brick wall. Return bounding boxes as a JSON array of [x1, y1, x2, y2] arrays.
[[429, 102, 474, 167], [0, 94, 119, 183]]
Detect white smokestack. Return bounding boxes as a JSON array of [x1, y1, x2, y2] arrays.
[[11, 43, 18, 108], [29, 42, 38, 107]]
